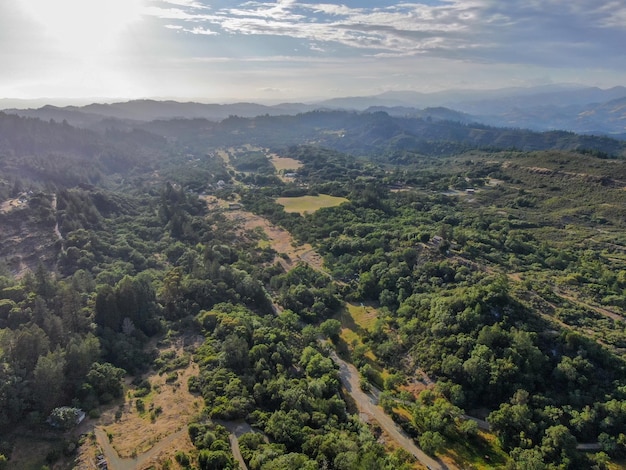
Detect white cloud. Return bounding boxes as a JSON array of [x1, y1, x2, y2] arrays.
[[160, 0, 208, 7], [142, 6, 207, 19], [17, 0, 144, 53], [186, 26, 218, 35], [140, 0, 626, 70], [3, 0, 625, 101]]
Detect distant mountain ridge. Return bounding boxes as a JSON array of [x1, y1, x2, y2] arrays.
[[2, 84, 626, 137], [3, 100, 319, 126]]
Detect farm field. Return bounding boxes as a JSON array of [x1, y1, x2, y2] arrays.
[[276, 194, 349, 214], [269, 154, 303, 171]]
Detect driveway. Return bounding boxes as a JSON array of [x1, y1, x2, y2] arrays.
[[329, 350, 454, 470]]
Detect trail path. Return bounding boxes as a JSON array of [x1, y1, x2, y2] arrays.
[[554, 287, 624, 323], [52, 194, 63, 240], [94, 427, 187, 470], [220, 204, 328, 275], [223, 203, 456, 469], [329, 350, 452, 470], [228, 433, 247, 470], [216, 420, 258, 470]]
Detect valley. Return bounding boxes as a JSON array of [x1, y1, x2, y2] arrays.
[[0, 107, 625, 469]]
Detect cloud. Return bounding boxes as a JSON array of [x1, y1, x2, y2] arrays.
[[3, 0, 623, 102], [140, 0, 626, 71], [159, 0, 209, 8], [186, 26, 218, 35], [142, 6, 213, 20]]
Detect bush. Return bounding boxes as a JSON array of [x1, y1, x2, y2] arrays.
[[419, 431, 445, 455], [198, 450, 233, 470], [135, 399, 145, 413], [175, 451, 190, 466]]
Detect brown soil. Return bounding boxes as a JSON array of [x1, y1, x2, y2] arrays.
[[105, 361, 201, 457], [221, 205, 328, 274], [75, 343, 204, 469], [0, 198, 23, 213]]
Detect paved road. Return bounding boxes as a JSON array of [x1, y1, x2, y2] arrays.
[[329, 351, 454, 470]]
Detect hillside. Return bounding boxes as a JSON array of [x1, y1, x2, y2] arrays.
[[1, 105, 626, 469], [4, 85, 626, 136], [0, 112, 168, 189], [133, 110, 626, 158]]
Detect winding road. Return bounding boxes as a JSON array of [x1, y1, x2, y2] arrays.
[[223, 203, 454, 469], [329, 350, 453, 470]]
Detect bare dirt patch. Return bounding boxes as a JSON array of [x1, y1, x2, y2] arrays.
[[76, 343, 203, 469], [269, 154, 303, 172], [104, 360, 201, 457], [223, 207, 327, 274], [0, 198, 24, 213]]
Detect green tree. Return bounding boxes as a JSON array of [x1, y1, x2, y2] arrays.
[[418, 430, 445, 455], [488, 396, 535, 451], [95, 285, 121, 331], [319, 319, 341, 342], [507, 447, 546, 470], [198, 449, 234, 470], [33, 350, 67, 413], [84, 362, 125, 403], [540, 425, 577, 467]]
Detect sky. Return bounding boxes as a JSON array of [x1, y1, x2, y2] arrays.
[[1, 0, 625, 104]]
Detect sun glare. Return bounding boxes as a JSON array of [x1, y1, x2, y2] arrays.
[[17, 0, 144, 55]]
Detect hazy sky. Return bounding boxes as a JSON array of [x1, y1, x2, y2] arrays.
[[1, 0, 625, 103]]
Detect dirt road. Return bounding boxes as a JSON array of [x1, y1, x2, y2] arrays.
[[217, 420, 258, 470], [94, 427, 188, 470], [329, 351, 453, 470], [223, 204, 452, 468], [52, 194, 63, 241]]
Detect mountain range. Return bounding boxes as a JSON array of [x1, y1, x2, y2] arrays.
[[1, 84, 626, 138]]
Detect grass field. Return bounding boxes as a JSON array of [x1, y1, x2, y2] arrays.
[[334, 302, 391, 388], [346, 302, 378, 331], [269, 155, 303, 171], [338, 303, 379, 354], [276, 194, 348, 214]]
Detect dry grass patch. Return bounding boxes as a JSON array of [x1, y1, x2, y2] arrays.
[[216, 149, 232, 166], [346, 302, 378, 332], [76, 344, 203, 469], [0, 198, 25, 214], [443, 430, 509, 470], [276, 194, 348, 215], [9, 437, 65, 470], [269, 154, 303, 172], [102, 353, 202, 458], [221, 206, 329, 274]]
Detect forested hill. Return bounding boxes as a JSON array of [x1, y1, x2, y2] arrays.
[[141, 110, 626, 159], [3, 107, 625, 168], [0, 112, 167, 188], [3, 97, 626, 468]]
